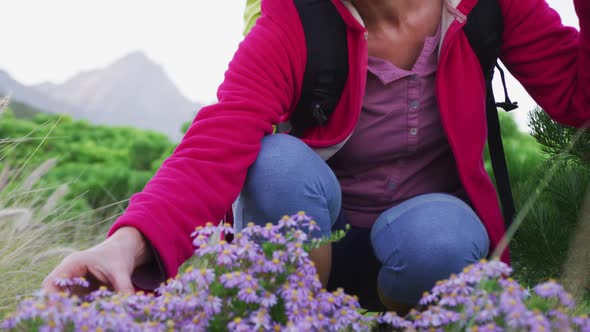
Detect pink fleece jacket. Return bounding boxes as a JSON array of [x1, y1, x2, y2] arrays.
[[108, 0, 590, 284]]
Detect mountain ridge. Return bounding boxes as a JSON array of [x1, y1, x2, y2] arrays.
[[1, 51, 201, 140]]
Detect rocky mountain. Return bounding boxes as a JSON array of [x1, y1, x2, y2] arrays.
[[0, 70, 80, 118], [1, 52, 201, 140]]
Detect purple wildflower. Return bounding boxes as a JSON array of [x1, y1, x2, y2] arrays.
[[259, 223, 277, 239], [179, 267, 215, 289], [262, 256, 285, 274], [419, 291, 439, 306], [52, 276, 73, 288], [438, 291, 470, 307], [219, 222, 235, 235], [311, 312, 331, 330], [504, 307, 529, 330], [525, 310, 552, 332], [235, 241, 262, 261], [558, 291, 576, 309], [290, 229, 308, 242], [71, 277, 90, 288], [573, 315, 590, 332], [249, 308, 272, 330], [191, 234, 208, 248], [534, 280, 566, 298], [198, 222, 217, 236], [219, 272, 244, 288], [412, 306, 461, 329], [215, 241, 239, 266], [259, 291, 278, 308], [302, 219, 321, 233], [316, 292, 337, 313], [278, 215, 298, 229], [534, 280, 577, 309], [379, 312, 412, 329], [239, 222, 261, 237], [431, 273, 474, 299], [203, 295, 223, 316], [499, 278, 527, 299], [240, 273, 259, 289], [237, 286, 259, 304], [286, 241, 309, 265], [93, 287, 114, 300], [480, 259, 512, 278], [269, 232, 287, 245], [161, 277, 185, 294], [470, 294, 500, 323], [227, 317, 251, 332], [475, 323, 504, 332], [334, 308, 363, 330], [548, 308, 572, 331]]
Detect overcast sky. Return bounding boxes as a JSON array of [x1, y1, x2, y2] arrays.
[[0, 0, 580, 130]]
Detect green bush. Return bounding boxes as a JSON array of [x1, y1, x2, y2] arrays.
[[509, 108, 590, 296], [0, 111, 175, 217]]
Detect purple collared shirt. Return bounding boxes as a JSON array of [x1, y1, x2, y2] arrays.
[[328, 25, 465, 228]]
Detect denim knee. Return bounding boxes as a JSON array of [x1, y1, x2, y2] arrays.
[[234, 134, 341, 238], [370, 193, 489, 304]]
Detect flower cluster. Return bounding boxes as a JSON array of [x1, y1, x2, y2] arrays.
[[2, 212, 589, 331], [1, 213, 370, 331], [378, 260, 590, 331]]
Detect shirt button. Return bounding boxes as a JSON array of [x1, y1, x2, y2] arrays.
[[410, 100, 420, 109], [409, 128, 419, 136], [410, 74, 418, 80]]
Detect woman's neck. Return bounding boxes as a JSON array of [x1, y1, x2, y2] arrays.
[[351, 0, 434, 29]]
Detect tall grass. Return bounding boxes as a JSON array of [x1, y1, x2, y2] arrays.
[[0, 98, 120, 318], [0, 97, 9, 114], [0, 177, 116, 319]]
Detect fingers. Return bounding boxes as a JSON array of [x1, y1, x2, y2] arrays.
[[42, 251, 136, 296], [41, 276, 63, 294], [42, 254, 89, 293], [111, 273, 135, 294]]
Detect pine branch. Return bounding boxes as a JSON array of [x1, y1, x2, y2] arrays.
[[528, 107, 590, 167]]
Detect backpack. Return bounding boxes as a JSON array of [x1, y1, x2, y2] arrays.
[[246, 0, 519, 227]]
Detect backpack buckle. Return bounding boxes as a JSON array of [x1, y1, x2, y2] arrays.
[[312, 103, 328, 126]]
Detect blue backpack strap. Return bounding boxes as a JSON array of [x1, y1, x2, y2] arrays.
[[290, 0, 349, 137], [464, 0, 518, 228]]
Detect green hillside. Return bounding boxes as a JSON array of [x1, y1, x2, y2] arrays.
[[0, 97, 43, 119], [0, 109, 175, 217]]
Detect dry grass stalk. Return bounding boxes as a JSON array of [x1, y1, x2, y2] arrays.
[[0, 208, 33, 235], [0, 203, 111, 318], [20, 158, 57, 193], [0, 96, 9, 113], [0, 164, 12, 192], [40, 184, 70, 215], [30, 247, 77, 265]]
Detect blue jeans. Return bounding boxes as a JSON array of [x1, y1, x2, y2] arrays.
[[234, 134, 490, 310]]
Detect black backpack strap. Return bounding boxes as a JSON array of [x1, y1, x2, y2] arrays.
[[463, 0, 518, 227], [290, 0, 349, 137], [486, 74, 517, 227]]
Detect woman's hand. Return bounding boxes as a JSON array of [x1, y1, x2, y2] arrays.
[[42, 227, 152, 296]]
